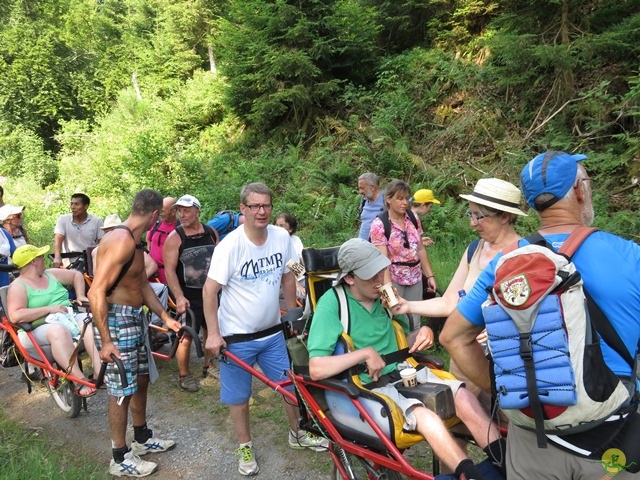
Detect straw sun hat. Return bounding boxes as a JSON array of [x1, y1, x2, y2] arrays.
[[101, 214, 123, 230], [459, 178, 528, 216]]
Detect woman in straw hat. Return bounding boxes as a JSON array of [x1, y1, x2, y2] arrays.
[[6, 244, 99, 397], [393, 177, 527, 413], [370, 180, 437, 331]]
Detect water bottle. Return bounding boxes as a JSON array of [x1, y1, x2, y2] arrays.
[[457, 290, 466, 302]]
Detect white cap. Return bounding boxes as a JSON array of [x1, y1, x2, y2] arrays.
[[173, 195, 201, 209]]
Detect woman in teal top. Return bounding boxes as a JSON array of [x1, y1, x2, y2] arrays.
[[7, 244, 98, 397]]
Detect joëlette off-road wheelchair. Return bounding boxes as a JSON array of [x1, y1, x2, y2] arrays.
[[0, 279, 202, 419], [221, 246, 504, 480]]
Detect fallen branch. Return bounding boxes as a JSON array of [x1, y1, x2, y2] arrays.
[[525, 96, 585, 140]]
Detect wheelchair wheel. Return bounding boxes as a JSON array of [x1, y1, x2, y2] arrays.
[[46, 375, 82, 418], [331, 450, 404, 480]]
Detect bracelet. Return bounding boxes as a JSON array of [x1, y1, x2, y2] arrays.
[[426, 275, 435, 279]]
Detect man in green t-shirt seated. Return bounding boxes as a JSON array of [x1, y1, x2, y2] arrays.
[[307, 238, 504, 480]]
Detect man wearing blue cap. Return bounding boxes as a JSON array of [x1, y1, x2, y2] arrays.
[[441, 151, 640, 478]]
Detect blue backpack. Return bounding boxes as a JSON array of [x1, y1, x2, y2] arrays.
[[483, 227, 635, 448], [206, 211, 242, 240]]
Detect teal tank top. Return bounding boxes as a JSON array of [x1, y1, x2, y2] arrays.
[[17, 272, 71, 320]]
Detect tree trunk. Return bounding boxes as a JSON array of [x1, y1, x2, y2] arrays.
[[208, 44, 217, 74], [558, 0, 575, 100], [132, 72, 143, 100]]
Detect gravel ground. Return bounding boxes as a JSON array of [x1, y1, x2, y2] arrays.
[[0, 351, 333, 480]]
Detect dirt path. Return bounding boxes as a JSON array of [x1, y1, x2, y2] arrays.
[[0, 352, 332, 479]]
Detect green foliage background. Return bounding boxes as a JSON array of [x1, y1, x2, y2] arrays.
[[1, 0, 639, 282]]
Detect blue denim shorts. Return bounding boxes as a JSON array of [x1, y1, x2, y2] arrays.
[[220, 332, 293, 404]]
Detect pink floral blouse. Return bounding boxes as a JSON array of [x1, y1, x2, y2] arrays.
[[370, 214, 423, 286]]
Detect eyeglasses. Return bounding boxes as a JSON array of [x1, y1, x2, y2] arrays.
[[244, 203, 273, 212], [574, 177, 591, 189], [401, 230, 410, 249], [466, 211, 495, 223], [412, 203, 424, 207]]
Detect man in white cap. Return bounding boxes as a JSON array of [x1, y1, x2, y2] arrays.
[[441, 151, 640, 479], [163, 194, 218, 391], [307, 238, 503, 480]]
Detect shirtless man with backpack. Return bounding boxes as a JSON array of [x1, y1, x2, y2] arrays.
[[89, 189, 182, 477]]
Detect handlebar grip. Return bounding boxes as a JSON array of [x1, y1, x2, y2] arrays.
[[169, 325, 204, 359], [217, 346, 228, 363], [95, 354, 129, 389], [183, 308, 196, 330]]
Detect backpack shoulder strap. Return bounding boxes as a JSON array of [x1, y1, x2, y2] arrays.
[[378, 211, 391, 241], [406, 208, 419, 231], [203, 223, 220, 245], [558, 226, 598, 256], [105, 225, 139, 296], [214, 211, 235, 235], [149, 220, 161, 239], [557, 226, 635, 369], [175, 224, 187, 256], [466, 239, 480, 264], [333, 284, 351, 335], [175, 224, 187, 242]]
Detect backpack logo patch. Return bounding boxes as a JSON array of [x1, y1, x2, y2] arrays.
[[499, 274, 530, 307]]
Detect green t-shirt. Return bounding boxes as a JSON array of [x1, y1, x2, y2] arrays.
[[307, 286, 409, 383]]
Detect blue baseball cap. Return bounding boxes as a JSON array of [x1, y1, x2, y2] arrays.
[[520, 151, 587, 211]]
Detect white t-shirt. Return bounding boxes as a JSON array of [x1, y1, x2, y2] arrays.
[[290, 235, 304, 261], [208, 224, 295, 336]]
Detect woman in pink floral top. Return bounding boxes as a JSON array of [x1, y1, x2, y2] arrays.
[[369, 180, 436, 330]]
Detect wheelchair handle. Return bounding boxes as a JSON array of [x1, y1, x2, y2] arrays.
[[95, 353, 128, 389], [177, 308, 197, 330], [217, 346, 228, 363], [168, 325, 204, 359]]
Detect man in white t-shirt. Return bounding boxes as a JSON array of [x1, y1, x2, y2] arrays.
[[203, 182, 327, 476]]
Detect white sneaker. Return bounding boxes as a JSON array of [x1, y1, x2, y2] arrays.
[[288, 429, 329, 452], [235, 444, 259, 476], [109, 451, 157, 477], [131, 437, 176, 456]]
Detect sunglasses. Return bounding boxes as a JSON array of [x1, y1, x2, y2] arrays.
[[401, 230, 410, 249]]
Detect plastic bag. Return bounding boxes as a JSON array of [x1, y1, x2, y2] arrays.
[[45, 307, 81, 340]]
